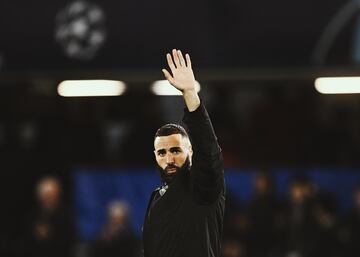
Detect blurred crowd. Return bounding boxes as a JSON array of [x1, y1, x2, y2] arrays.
[[223, 173, 360, 257], [16, 176, 139, 257], [6, 173, 360, 257]]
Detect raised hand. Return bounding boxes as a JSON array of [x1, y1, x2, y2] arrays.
[[162, 49, 196, 93], [162, 49, 200, 112]]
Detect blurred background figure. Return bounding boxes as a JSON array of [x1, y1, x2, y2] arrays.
[[341, 185, 360, 257], [26, 176, 75, 257], [91, 200, 139, 257], [221, 239, 247, 257], [310, 192, 340, 257], [222, 189, 251, 256], [246, 171, 282, 257], [283, 177, 317, 257]]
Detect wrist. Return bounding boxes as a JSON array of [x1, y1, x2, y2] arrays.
[[183, 89, 200, 112], [182, 88, 197, 96]]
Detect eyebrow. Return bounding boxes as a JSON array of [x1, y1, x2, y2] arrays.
[[156, 147, 182, 155], [157, 149, 166, 155]]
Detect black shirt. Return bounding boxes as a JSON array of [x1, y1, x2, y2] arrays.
[[143, 103, 225, 257]]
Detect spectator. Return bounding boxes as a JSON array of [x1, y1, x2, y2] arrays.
[[283, 177, 317, 257], [246, 172, 282, 257], [26, 176, 75, 257], [310, 192, 341, 257], [223, 190, 250, 253], [92, 200, 139, 257], [222, 239, 247, 257], [342, 185, 360, 257]]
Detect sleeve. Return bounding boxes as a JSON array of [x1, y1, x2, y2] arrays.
[[182, 102, 224, 204]]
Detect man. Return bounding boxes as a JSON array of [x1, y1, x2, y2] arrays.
[[93, 200, 139, 257], [26, 176, 74, 257], [142, 49, 225, 257]]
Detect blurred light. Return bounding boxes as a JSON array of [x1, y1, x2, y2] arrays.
[[19, 122, 38, 149], [315, 77, 360, 94], [151, 80, 201, 96], [55, 0, 106, 60], [58, 80, 126, 97]]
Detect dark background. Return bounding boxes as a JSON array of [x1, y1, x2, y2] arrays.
[[0, 0, 356, 69]]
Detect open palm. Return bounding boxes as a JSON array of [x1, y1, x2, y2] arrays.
[[162, 49, 196, 92]]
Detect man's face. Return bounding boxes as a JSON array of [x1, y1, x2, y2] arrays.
[[290, 183, 306, 204], [154, 134, 193, 183]]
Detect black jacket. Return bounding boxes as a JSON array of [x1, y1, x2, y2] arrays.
[[143, 103, 225, 257]]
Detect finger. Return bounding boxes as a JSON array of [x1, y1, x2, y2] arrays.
[[172, 49, 181, 68], [166, 53, 176, 72], [177, 50, 185, 67], [185, 54, 192, 68], [162, 69, 175, 85]]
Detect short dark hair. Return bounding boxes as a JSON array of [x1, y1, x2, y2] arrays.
[[154, 123, 189, 139]]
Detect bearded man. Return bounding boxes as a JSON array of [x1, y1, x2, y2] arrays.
[[142, 49, 225, 257]]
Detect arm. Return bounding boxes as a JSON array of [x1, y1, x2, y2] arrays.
[[182, 102, 224, 204], [162, 49, 220, 155], [162, 49, 224, 202]]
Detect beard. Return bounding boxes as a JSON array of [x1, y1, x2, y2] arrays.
[[157, 156, 191, 185]]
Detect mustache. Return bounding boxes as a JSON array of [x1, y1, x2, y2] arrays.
[[165, 164, 178, 172], [157, 156, 191, 184]]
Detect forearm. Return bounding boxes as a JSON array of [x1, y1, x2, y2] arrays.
[[183, 102, 221, 157], [184, 102, 224, 201]]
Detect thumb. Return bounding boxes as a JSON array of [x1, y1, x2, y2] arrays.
[[162, 69, 175, 85]]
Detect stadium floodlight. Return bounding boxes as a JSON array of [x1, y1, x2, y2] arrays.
[[151, 80, 201, 96], [58, 80, 126, 97], [315, 77, 360, 94]]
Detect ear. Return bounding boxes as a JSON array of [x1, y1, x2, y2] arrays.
[[188, 144, 193, 166], [188, 144, 193, 155], [183, 137, 192, 155]]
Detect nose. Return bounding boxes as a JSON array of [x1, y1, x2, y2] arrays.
[[166, 153, 175, 164]]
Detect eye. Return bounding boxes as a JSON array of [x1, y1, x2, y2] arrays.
[[157, 150, 166, 157], [171, 148, 181, 155]]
